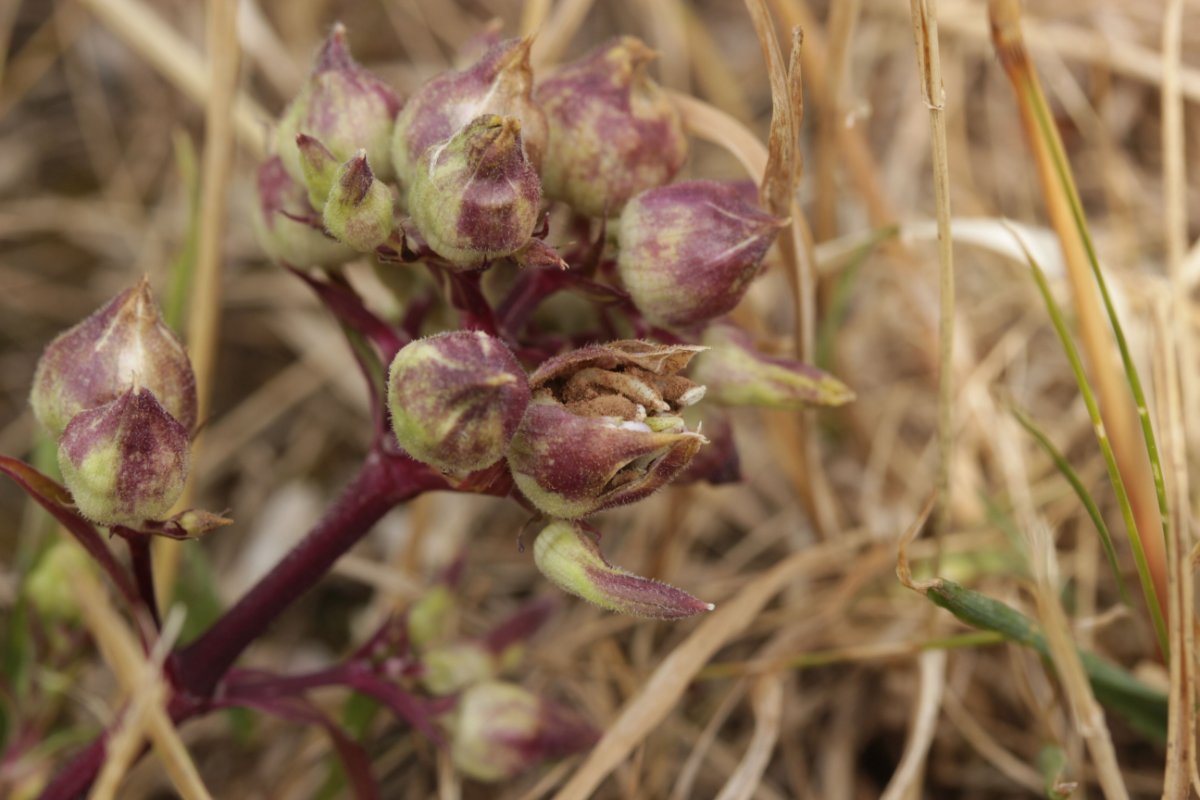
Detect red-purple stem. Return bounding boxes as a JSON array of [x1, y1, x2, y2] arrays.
[[174, 449, 443, 698]]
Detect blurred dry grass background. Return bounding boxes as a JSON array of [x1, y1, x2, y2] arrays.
[[2, 0, 1200, 797]]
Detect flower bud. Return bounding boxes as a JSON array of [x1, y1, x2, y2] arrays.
[[407, 584, 458, 651], [57, 386, 190, 527], [387, 331, 531, 472], [449, 680, 597, 782], [25, 540, 96, 622], [420, 640, 497, 695], [692, 324, 855, 409], [407, 115, 542, 269], [391, 37, 548, 186], [252, 156, 357, 268], [506, 341, 706, 518], [617, 180, 786, 328], [534, 521, 712, 618], [275, 24, 402, 188], [536, 36, 687, 217], [296, 133, 340, 209], [30, 279, 196, 438], [322, 151, 395, 252]]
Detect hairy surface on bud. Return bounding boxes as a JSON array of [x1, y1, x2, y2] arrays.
[[407, 115, 542, 269], [322, 151, 395, 251], [388, 331, 531, 472], [391, 37, 548, 185], [534, 521, 712, 618], [450, 680, 597, 782], [692, 324, 855, 409], [275, 24, 402, 187], [506, 341, 707, 518], [57, 387, 190, 527], [296, 134, 340, 209], [536, 36, 687, 217], [617, 180, 786, 328], [252, 156, 357, 268], [31, 279, 196, 437]]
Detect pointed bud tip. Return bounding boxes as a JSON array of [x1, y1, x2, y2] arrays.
[[315, 23, 354, 73]]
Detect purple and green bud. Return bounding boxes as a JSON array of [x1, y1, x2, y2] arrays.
[[692, 324, 855, 409], [534, 521, 713, 618], [617, 180, 787, 328], [274, 24, 402, 187], [448, 680, 597, 782], [296, 134, 340, 209], [252, 155, 356, 268], [30, 279, 197, 438], [391, 37, 548, 186], [407, 115, 542, 269], [387, 331, 531, 472], [505, 341, 706, 518], [322, 150, 395, 252], [57, 386, 190, 527], [536, 36, 687, 217]]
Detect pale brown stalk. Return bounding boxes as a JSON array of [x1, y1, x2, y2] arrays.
[[157, 0, 241, 603], [988, 0, 1167, 631]]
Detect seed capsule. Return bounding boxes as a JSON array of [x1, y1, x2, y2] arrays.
[[407, 115, 542, 269], [617, 180, 786, 328], [57, 386, 190, 527], [387, 330, 531, 472], [536, 36, 687, 217], [274, 24, 402, 191], [30, 279, 196, 437], [391, 37, 547, 186]]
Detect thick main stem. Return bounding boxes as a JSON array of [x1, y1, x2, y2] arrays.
[[174, 450, 440, 697], [41, 451, 442, 799]]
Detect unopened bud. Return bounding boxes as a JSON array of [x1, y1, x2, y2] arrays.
[[30, 279, 196, 437], [420, 640, 497, 695], [449, 680, 597, 782], [407, 115, 542, 269], [534, 521, 712, 618], [322, 151, 395, 252], [387, 331, 531, 472], [408, 584, 458, 651], [296, 134, 340, 209], [392, 37, 547, 185], [25, 540, 96, 622], [275, 24, 402, 188], [57, 387, 190, 527], [617, 180, 786, 328], [252, 156, 357, 268], [536, 36, 687, 217], [692, 325, 855, 409]]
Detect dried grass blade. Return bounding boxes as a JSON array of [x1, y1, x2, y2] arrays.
[[553, 532, 871, 799], [1010, 405, 1129, 605], [712, 674, 784, 800], [879, 650, 947, 800], [1153, 297, 1197, 795], [72, 574, 210, 800]]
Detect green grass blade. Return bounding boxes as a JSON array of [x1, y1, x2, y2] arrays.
[[164, 129, 201, 332], [1010, 405, 1130, 605], [816, 224, 899, 372], [1011, 230, 1168, 657], [924, 579, 1167, 742], [1024, 82, 1170, 567]]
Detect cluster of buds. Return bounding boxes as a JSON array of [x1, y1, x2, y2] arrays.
[[28, 280, 198, 528], [395, 583, 595, 782], [246, 12, 856, 720], [254, 27, 697, 270]]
